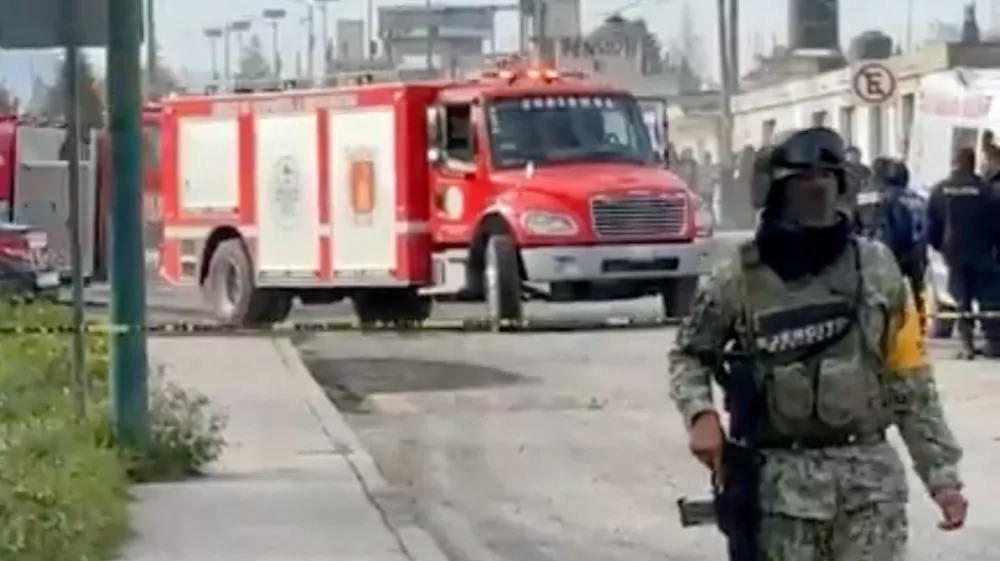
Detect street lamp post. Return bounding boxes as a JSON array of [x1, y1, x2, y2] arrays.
[[204, 27, 223, 81], [313, 0, 338, 79], [227, 20, 253, 87], [262, 8, 287, 77]]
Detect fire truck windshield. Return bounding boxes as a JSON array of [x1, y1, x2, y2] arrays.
[[486, 94, 658, 169]]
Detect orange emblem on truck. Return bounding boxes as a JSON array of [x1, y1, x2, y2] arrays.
[[348, 150, 375, 216]]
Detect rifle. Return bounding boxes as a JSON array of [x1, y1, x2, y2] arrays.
[[676, 354, 760, 561]]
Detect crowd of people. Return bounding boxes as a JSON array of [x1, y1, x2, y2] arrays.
[[668, 131, 1000, 359], [847, 139, 1000, 359]]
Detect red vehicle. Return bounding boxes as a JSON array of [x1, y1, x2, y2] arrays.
[[0, 108, 163, 285], [157, 64, 714, 325]]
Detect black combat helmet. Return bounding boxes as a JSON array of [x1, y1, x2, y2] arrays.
[[754, 127, 848, 215]]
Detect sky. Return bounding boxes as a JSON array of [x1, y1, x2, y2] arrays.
[[0, 0, 993, 99]]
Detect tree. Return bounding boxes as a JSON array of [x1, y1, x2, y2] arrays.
[[0, 86, 16, 114], [26, 75, 48, 115], [673, 1, 703, 90], [42, 53, 104, 132], [144, 42, 182, 97], [235, 34, 274, 83]]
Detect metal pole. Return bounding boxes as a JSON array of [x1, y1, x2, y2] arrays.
[[319, 3, 329, 78], [532, 0, 542, 62], [905, 0, 913, 51], [715, 0, 736, 229], [210, 38, 218, 80], [366, 0, 374, 63], [727, 0, 738, 89], [224, 28, 231, 84], [306, 5, 316, 82], [145, 0, 157, 98], [271, 21, 280, 74], [62, 0, 87, 421], [108, 0, 150, 448], [425, 0, 434, 71]]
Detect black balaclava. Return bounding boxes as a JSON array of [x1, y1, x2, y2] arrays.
[[756, 175, 851, 281]]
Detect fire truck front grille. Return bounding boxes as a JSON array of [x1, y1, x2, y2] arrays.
[[590, 195, 687, 238]]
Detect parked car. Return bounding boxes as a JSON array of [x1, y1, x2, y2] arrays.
[[0, 222, 60, 300]]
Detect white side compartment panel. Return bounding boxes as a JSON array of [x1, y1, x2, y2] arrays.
[[178, 117, 239, 211], [13, 126, 98, 278], [254, 113, 321, 279], [329, 109, 397, 275]]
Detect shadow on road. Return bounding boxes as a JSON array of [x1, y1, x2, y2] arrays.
[[302, 355, 528, 414]]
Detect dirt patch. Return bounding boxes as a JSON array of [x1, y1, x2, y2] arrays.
[[303, 357, 527, 414]]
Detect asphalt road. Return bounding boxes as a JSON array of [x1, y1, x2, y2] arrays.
[[295, 299, 1000, 561]]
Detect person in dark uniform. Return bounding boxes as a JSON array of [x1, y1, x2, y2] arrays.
[[928, 147, 1000, 358]]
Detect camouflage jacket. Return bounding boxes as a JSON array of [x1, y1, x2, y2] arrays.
[[668, 237, 963, 519]]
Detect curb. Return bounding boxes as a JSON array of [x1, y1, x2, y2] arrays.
[[273, 339, 450, 561]]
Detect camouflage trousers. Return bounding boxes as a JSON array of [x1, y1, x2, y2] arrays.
[[759, 500, 908, 561]]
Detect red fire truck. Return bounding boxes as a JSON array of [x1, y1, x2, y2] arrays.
[[157, 65, 714, 325], [0, 108, 163, 284]]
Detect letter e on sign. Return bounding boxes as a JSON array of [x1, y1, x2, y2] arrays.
[[851, 62, 897, 105]]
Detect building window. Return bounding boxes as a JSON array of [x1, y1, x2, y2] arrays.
[[839, 106, 855, 147], [812, 111, 828, 127]]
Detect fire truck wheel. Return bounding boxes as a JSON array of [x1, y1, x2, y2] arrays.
[[206, 238, 284, 326], [484, 234, 523, 325], [660, 276, 698, 319]]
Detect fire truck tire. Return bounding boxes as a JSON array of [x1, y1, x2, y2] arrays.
[[352, 288, 433, 325], [660, 276, 698, 319], [205, 238, 287, 326], [484, 234, 523, 325]]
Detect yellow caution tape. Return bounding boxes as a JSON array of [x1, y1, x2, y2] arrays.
[[0, 315, 684, 336], [3, 308, 1000, 337]]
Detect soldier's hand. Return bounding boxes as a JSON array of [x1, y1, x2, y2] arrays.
[[689, 411, 724, 472], [933, 487, 968, 531]]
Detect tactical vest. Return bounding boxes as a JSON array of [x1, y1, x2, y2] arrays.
[[736, 239, 892, 446]]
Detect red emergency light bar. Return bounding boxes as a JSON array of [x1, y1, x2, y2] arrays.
[[476, 65, 588, 85]]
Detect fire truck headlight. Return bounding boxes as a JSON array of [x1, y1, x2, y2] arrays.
[[521, 211, 578, 236]]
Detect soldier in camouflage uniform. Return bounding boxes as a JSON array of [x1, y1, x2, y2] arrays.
[[668, 127, 968, 560]]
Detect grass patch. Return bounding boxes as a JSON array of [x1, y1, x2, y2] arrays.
[[0, 301, 226, 561]]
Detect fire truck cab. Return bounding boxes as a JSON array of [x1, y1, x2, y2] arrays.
[[157, 64, 713, 325]]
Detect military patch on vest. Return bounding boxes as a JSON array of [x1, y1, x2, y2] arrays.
[[752, 301, 854, 354]]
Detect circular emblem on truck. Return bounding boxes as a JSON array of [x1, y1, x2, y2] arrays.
[[271, 156, 301, 229]]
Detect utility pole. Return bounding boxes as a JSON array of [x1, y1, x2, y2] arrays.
[[715, 0, 736, 229], [108, 0, 151, 448], [532, 0, 548, 64], [425, 0, 434, 71], [306, 5, 316, 82], [315, 0, 337, 79], [263, 9, 288, 78], [62, 0, 87, 421], [205, 27, 223, 81], [727, 0, 738, 90], [223, 26, 232, 85], [145, 0, 158, 98], [367, 0, 375, 63]]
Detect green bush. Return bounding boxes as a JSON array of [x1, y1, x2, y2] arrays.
[[0, 301, 227, 561]]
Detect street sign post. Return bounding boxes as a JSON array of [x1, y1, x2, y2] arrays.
[[851, 61, 897, 105], [0, 0, 150, 441]]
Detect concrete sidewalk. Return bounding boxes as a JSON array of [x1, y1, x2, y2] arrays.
[[119, 337, 447, 561]]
